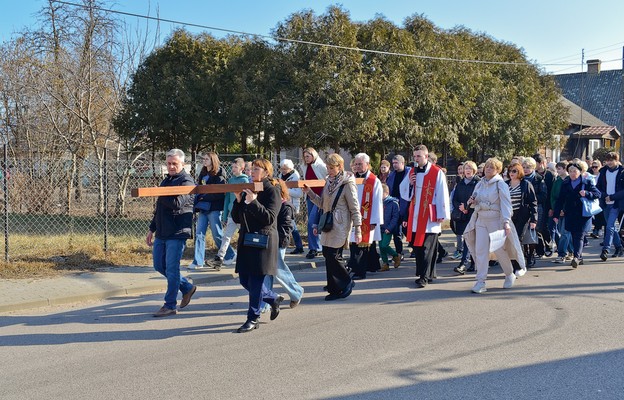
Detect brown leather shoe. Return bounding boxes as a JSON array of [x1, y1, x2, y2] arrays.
[[392, 255, 401, 268], [154, 306, 177, 317], [380, 263, 390, 272], [180, 285, 197, 309]]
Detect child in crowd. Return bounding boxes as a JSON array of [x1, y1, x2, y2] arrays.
[[216, 158, 249, 268], [379, 184, 401, 271]]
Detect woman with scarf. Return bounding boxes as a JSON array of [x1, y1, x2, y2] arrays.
[[552, 161, 601, 268], [464, 158, 525, 294], [303, 153, 362, 301]]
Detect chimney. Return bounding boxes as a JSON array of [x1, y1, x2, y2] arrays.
[[587, 59, 601, 74]]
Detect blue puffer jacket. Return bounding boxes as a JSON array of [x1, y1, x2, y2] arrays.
[[149, 170, 195, 240], [381, 196, 400, 235]]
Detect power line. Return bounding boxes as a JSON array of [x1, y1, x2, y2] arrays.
[[53, 0, 581, 68]]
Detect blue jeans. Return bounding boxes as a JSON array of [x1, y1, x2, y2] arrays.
[[264, 248, 304, 302], [306, 197, 321, 252], [602, 204, 622, 252], [459, 240, 471, 266], [193, 210, 235, 265], [153, 238, 194, 309], [239, 273, 279, 321], [557, 218, 572, 257]]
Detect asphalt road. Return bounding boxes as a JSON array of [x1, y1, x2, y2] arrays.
[[1, 250, 624, 399]]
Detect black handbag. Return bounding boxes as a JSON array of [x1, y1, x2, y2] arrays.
[[451, 208, 465, 222], [243, 213, 269, 249], [317, 185, 344, 233], [243, 232, 269, 249]]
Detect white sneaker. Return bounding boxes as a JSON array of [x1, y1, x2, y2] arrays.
[[223, 255, 237, 266], [514, 267, 526, 277], [472, 281, 487, 294], [503, 273, 516, 289], [187, 264, 205, 270], [552, 257, 565, 264]]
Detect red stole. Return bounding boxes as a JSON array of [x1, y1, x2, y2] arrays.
[[360, 172, 377, 243], [407, 164, 440, 247]]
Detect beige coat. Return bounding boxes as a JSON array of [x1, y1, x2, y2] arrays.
[[463, 174, 525, 268], [307, 172, 362, 249]]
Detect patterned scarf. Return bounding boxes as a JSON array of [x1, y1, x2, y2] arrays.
[[326, 170, 344, 195]]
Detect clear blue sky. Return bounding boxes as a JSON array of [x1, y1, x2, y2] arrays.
[[1, 0, 623, 74]]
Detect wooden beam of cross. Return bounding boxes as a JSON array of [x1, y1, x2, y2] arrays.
[[130, 179, 364, 198]]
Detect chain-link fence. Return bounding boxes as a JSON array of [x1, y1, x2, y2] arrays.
[[0, 154, 457, 263]]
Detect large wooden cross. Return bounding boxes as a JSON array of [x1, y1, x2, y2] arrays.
[[131, 179, 364, 197]]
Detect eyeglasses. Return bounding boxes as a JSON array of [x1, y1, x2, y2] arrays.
[[509, 169, 518, 173]]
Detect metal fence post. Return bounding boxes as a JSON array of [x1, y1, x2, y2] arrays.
[[3, 142, 8, 262], [104, 147, 109, 253]]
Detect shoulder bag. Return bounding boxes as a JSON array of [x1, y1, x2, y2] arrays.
[[581, 183, 602, 217], [242, 212, 269, 249], [318, 184, 345, 233]]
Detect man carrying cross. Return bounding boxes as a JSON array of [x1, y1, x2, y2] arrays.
[[400, 145, 450, 288], [146, 149, 198, 317]]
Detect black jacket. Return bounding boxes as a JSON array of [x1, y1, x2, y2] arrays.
[[508, 179, 538, 226], [525, 172, 547, 207], [149, 170, 195, 240], [277, 201, 295, 249], [451, 175, 480, 235], [597, 165, 624, 208], [195, 166, 226, 212]]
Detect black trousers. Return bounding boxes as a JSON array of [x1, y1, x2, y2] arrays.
[[323, 246, 352, 295], [349, 242, 369, 278], [413, 233, 438, 280]]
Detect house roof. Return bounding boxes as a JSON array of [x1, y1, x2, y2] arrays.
[[559, 96, 606, 127], [570, 125, 621, 139], [553, 69, 623, 134]]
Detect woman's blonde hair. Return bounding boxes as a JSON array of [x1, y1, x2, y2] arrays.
[[326, 153, 344, 169], [303, 147, 319, 161], [484, 157, 503, 173], [463, 161, 477, 173]]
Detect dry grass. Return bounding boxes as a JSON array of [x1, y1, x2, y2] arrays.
[[0, 232, 239, 279], [0, 234, 152, 279]]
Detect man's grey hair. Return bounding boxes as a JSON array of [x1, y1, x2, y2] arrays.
[[166, 149, 185, 162], [354, 153, 370, 164]]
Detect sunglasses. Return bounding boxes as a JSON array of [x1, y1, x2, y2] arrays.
[[591, 166, 599, 169], [509, 169, 518, 173]]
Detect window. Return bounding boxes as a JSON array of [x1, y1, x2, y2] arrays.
[[588, 139, 600, 158]]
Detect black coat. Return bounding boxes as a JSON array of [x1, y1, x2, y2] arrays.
[[232, 178, 281, 276], [149, 170, 195, 240], [553, 177, 601, 233], [508, 179, 538, 228], [451, 176, 480, 235]]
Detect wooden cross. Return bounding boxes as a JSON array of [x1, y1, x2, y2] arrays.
[[131, 179, 364, 197]]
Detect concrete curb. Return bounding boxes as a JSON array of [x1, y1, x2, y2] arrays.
[[0, 261, 319, 314]]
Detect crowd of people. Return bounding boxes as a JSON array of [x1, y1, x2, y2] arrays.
[[146, 147, 620, 331]]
